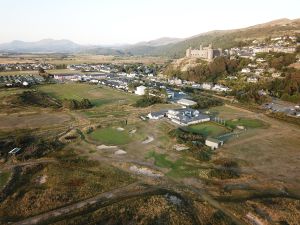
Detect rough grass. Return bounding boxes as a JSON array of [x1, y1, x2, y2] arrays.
[[0, 148, 134, 221], [89, 127, 131, 145], [0, 171, 11, 190], [187, 122, 230, 138]]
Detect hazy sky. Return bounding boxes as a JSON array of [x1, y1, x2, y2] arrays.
[[1, 0, 299, 45]]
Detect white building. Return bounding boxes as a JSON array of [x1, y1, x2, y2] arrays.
[[135, 85, 147, 95], [212, 84, 231, 92], [177, 99, 197, 107], [205, 138, 224, 150]]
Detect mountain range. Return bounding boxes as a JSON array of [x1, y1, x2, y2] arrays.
[[0, 18, 299, 57]]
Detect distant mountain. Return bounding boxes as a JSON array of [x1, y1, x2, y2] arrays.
[[0, 39, 84, 53], [0, 18, 299, 57], [134, 37, 183, 47], [0, 38, 129, 55]]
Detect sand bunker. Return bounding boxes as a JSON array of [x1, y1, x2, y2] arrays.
[[129, 165, 163, 177], [173, 144, 189, 151], [129, 129, 136, 134], [97, 145, 118, 150], [142, 136, 154, 144], [114, 150, 127, 155]]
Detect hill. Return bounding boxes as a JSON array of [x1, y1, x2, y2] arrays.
[[125, 18, 300, 58], [0, 39, 128, 55], [0, 18, 299, 57]]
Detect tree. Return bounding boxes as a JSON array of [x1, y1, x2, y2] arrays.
[[38, 67, 46, 74]]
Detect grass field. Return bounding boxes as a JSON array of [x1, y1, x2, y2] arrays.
[[226, 118, 266, 129], [187, 122, 230, 138], [38, 83, 139, 107], [89, 127, 131, 145], [147, 151, 204, 178]]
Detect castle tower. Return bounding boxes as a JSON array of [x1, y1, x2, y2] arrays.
[[200, 44, 203, 50], [186, 47, 192, 58], [207, 48, 214, 61]]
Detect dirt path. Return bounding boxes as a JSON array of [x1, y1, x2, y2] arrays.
[[12, 182, 144, 225]]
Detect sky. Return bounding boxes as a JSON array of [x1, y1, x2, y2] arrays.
[[0, 0, 299, 45]]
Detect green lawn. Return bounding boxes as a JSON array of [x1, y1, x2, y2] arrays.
[[226, 118, 266, 129], [90, 127, 131, 145], [0, 171, 11, 190], [146, 151, 203, 178], [187, 122, 230, 138]]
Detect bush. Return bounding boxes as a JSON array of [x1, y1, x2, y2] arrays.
[[134, 95, 165, 107], [62, 98, 93, 110], [210, 159, 240, 179], [15, 90, 61, 108], [192, 94, 224, 109]]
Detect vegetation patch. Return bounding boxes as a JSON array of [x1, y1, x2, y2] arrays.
[[147, 151, 203, 178], [134, 95, 165, 107], [210, 159, 241, 179], [12, 90, 61, 108], [0, 171, 11, 190], [0, 149, 134, 222]]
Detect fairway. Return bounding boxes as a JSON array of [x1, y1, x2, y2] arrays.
[[89, 127, 131, 145], [38, 83, 139, 107], [226, 118, 266, 129], [187, 122, 229, 138]]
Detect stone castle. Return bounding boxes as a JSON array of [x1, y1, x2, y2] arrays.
[[186, 44, 222, 61]]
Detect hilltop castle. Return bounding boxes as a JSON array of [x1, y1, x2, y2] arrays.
[[186, 44, 222, 61]]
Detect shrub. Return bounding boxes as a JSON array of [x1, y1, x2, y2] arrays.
[[134, 95, 165, 107]]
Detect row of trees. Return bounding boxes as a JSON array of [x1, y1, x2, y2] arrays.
[[134, 95, 165, 107], [62, 98, 93, 110]]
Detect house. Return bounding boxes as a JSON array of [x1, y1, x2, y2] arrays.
[[8, 147, 21, 155], [241, 68, 251, 73], [147, 110, 167, 120], [205, 138, 223, 150], [212, 84, 231, 92], [135, 85, 147, 95], [247, 77, 258, 83], [202, 83, 213, 90], [166, 108, 210, 126], [177, 98, 197, 107]]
